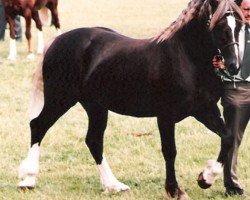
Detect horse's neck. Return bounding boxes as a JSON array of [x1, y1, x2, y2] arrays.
[[165, 18, 220, 87], [173, 18, 215, 67]]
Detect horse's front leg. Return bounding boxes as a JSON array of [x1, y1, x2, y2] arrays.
[[194, 103, 233, 189], [81, 102, 130, 193], [32, 11, 44, 54], [6, 16, 17, 60], [157, 116, 188, 200], [46, 2, 61, 35], [24, 11, 35, 60]]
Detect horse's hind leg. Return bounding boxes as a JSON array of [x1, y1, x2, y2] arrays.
[[81, 102, 130, 192], [46, 2, 61, 35], [18, 96, 76, 189]]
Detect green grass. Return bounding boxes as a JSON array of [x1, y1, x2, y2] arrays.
[[0, 0, 250, 199]]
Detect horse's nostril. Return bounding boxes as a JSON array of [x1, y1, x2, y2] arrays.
[[227, 64, 238, 75]]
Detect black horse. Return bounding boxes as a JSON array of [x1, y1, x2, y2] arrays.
[[18, 0, 244, 199]]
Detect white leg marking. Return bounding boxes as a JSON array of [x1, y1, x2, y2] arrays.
[[57, 29, 62, 36], [98, 155, 130, 193], [8, 39, 17, 60], [202, 160, 223, 185], [18, 143, 40, 189], [37, 30, 44, 54]]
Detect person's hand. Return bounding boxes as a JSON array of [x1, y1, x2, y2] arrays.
[[212, 55, 225, 69]]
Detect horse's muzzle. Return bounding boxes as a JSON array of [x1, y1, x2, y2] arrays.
[[227, 63, 239, 76]]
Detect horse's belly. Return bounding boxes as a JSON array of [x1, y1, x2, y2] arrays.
[[84, 75, 194, 118], [108, 101, 157, 118], [95, 90, 157, 117], [97, 92, 191, 120], [85, 81, 186, 118]]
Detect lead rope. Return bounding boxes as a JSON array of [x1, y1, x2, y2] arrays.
[[216, 48, 240, 88]]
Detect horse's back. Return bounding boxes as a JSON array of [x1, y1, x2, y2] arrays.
[[44, 27, 153, 78], [43, 27, 165, 116]]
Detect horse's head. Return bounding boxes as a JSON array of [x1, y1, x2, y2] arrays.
[[206, 0, 244, 75]]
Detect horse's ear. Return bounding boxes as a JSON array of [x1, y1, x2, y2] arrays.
[[234, 0, 243, 6], [209, 0, 219, 13]]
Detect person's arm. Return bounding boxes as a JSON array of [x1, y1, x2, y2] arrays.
[[212, 55, 225, 69]]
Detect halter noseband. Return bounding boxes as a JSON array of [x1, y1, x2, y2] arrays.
[[220, 41, 239, 51]]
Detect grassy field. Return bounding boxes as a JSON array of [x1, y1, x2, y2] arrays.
[[0, 0, 250, 199]]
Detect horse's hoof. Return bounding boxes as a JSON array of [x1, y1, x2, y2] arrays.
[[17, 176, 36, 191], [37, 50, 43, 54], [165, 188, 189, 200], [27, 53, 35, 61], [103, 183, 130, 193], [7, 55, 16, 61], [177, 190, 189, 200], [18, 185, 35, 192], [197, 172, 212, 189]]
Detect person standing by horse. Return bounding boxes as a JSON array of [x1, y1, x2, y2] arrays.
[[0, 0, 22, 41], [213, 0, 250, 196]]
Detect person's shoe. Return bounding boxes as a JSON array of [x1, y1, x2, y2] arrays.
[[225, 187, 244, 196]]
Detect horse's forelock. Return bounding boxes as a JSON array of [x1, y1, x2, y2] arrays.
[[209, 0, 245, 29]]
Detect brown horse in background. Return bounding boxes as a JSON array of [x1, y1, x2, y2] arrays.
[[3, 0, 61, 60]]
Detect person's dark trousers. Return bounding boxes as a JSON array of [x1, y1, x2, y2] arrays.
[[221, 82, 250, 196], [0, 5, 6, 41], [14, 15, 22, 41]]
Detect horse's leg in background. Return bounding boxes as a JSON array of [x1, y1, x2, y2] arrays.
[[157, 115, 188, 200], [193, 103, 233, 189], [6, 15, 17, 60], [80, 101, 130, 192], [32, 11, 44, 54], [24, 9, 35, 60], [46, 1, 61, 35]]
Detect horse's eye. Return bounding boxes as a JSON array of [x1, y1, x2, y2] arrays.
[[224, 30, 232, 39]]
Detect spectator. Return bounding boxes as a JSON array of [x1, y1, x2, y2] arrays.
[[212, 0, 250, 196], [0, 0, 22, 41]]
